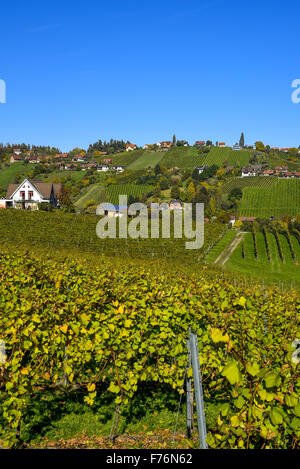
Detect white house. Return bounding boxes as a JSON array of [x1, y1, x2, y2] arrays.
[[10, 154, 23, 163], [0, 178, 62, 210], [112, 165, 124, 172], [97, 165, 110, 172], [126, 143, 137, 152]]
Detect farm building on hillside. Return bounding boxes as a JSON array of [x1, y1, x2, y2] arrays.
[[0, 178, 63, 210], [99, 203, 128, 217], [126, 143, 137, 151], [10, 154, 23, 163]]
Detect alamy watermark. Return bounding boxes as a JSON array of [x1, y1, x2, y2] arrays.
[[291, 79, 300, 104], [0, 79, 6, 103], [96, 196, 204, 250]]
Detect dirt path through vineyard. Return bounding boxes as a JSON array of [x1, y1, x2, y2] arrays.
[[213, 231, 246, 266]]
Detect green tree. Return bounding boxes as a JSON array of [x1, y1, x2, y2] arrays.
[[154, 164, 161, 176], [170, 185, 181, 199], [58, 185, 75, 212], [255, 141, 265, 152], [229, 187, 243, 200], [158, 176, 169, 190], [216, 210, 231, 224]]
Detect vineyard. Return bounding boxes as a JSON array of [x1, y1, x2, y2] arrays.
[[127, 152, 165, 170], [107, 150, 144, 167], [225, 227, 300, 290], [0, 243, 299, 449], [107, 184, 153, 205], [159, 147, 204, 169], [221, 176, 277, 196], [238, 179, 300, 217], [0, 210, 226, 266], [0, 211, 299, 449], [202, 147, 251, 168]]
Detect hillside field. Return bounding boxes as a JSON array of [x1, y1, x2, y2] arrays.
[[202, 147, 251, 167], [225, 230, 300, 289], [238, 178, 300, 217], [221, 176, 278, 195]]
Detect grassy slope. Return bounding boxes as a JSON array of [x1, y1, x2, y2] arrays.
[[0, 162, 28, 190], [43, 171, 86, 183], [205, 230, 235, 263], [74, 183, 108, 210]]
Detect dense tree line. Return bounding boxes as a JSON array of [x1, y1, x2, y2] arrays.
[[87, 139, 131, 154]]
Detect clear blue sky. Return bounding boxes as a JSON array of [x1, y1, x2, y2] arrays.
[[1, 0, 300, 151]]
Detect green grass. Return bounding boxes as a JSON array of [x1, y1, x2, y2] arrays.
[[0, 162, 28, 190], [43, 170, 86, 183], [15, 384, 222, 447], [238, 178, 300, 217], [205, 230, 234, 263]]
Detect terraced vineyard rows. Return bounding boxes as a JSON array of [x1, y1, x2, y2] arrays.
[[202, 147, 251, 167], [0, 210, 225, 266], [108, 184, 153, 204], [225, 227, 300, 289], [238, 179, 300, 217], [159, 146, 204, 169], [127, 151, 165, 170], [222, 176, 277, 195]]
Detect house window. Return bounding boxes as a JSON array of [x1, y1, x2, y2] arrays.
[[28, 191, 33, 200], [20, 191, 25, 200]]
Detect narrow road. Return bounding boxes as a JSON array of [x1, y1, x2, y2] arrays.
[[213, 231, 246, 266]]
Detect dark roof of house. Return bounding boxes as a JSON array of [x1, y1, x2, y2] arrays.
[[6, 179, 63, 200]]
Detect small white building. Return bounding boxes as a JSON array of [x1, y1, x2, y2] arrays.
[[97, 165, 110, 172], [100, 203, 128, 217], [112, 165, 124, 172], [126, 143, 137, 152]]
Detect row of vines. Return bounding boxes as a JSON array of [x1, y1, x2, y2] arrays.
[[0, 246, 299, 448]]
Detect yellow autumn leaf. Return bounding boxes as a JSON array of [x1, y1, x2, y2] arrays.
[[87, 383, 96, 392], [60, 324, 68, 334], [211, 328, 229, 343]]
